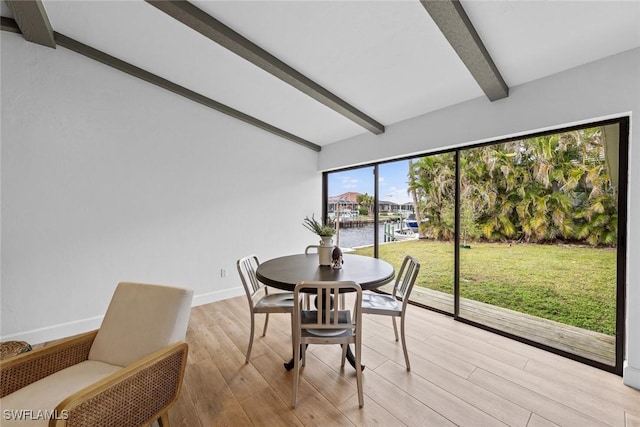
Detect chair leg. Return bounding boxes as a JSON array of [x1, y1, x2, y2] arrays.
[[301, 343, 307, 367], [290, 314, 296, 359], [354, 340, 364, 408], [157, 412, 170, 427], [246, 313, 255, 363], [262, 313, 270, 336], [340, 344, 347, 368], [391, 316, 399, 341], [400, 314, 410, 371], [292, 340, 301, 408]]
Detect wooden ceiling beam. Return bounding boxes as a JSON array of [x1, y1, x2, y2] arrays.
[[420, 0, 508, 101], [5, 0, 55, 48], [146, 0, 385, 135]]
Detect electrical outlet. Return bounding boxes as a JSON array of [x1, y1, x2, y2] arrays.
[[220, 268, 227, 278]]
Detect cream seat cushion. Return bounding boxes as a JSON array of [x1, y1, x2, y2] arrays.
[[88, 282, 193, 367], [1, 360, 121, 426]]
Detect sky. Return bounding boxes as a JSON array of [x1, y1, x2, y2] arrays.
[[327, 159, 413, 204]]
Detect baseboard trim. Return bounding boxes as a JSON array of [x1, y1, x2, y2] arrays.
[[623, 361, 640, 390], [0, 315, 105, 346], [0, 286, 245, 345], [192, 287, 244, 307]]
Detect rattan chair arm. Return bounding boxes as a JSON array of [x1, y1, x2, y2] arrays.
[[50, 342, 188, 427], [0, 330, 98, 398]]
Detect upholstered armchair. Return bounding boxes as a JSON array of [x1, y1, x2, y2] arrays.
[[0, 282, 193, 427]]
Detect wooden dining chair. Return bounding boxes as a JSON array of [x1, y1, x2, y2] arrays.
[[291, 280, 363, 408], [361, 255, 420, 370], [237, 255, 294, 363]]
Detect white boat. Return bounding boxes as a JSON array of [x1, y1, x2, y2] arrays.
[[393, 228, 417, 241], [403, 214, 427, 232], [335, 210, 356, 222]]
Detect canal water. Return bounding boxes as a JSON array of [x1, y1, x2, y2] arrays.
[[333, 224, 385, 249]]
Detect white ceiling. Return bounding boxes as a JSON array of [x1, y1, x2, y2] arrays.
[[3, 0, 640, 147]]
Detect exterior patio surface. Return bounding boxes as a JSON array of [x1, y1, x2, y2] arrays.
[[400, 286, 616, 367]]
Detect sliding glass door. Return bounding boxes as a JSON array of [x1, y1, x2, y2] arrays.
[[323, 118, 627, 373], [457, 124, 623, 368], [377, 157, 456, 314]]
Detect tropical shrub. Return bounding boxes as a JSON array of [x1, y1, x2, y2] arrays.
[[407, 127, 617, 246]]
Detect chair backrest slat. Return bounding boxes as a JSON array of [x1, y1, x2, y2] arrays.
[[294, 281, 361, 332], [237, 255, 264, 299], [394, 255, 420, 302]]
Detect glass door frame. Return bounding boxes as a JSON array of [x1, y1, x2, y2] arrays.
[[323, 116, 629, 375]]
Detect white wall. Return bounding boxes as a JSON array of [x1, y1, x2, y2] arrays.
[[2, 29, 638, 388], [320, 48, 640, 388], [1, 33, 321, 343]]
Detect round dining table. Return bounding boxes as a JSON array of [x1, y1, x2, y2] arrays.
[[256, 253, 395, 291], [256, 253, 395, 371]]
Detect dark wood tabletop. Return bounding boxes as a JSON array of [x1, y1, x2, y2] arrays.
[[256, 253, 395, 292]]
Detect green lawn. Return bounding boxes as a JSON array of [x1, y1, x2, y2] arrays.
[[354, 241, 617, 335]]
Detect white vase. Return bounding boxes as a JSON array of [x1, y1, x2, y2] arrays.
[[318, 236, 333, 266]]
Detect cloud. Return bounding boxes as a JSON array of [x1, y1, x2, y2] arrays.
[[341, 175, 359, 189]]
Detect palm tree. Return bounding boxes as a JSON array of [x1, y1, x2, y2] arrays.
[[407, 159, 424, 236], [469, 128, 616, 244], [405, 127, 616, 246], [408, 154, 456, 240]]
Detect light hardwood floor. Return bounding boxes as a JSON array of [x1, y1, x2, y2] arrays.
[[169, 295, 640, 427]]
